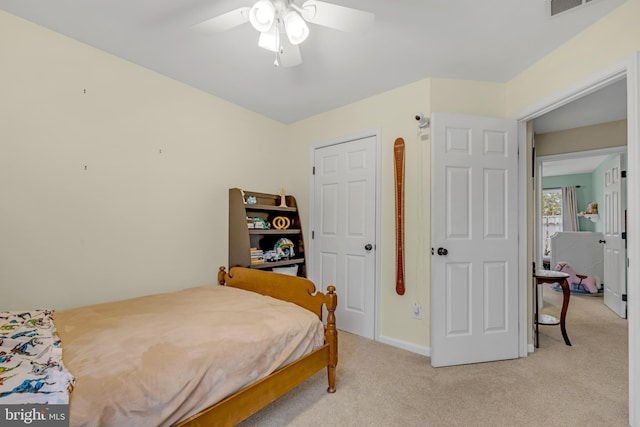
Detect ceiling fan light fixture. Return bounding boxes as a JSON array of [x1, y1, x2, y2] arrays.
[[283, 10, 309, 45], [298, 4, 317, 21], [194, 0, 374, 67], [258, 26, 279, 52], [249, 0, 276, 32]]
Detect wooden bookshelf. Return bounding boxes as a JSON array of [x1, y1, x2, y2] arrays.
[[228, 188, 306, 277]]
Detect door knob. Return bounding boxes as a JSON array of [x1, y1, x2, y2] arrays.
[[437, 247, 448, 256], [364, 244, 373, 251], [599, 239, 606, 244]]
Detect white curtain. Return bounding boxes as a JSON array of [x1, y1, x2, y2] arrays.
[[562, 186, 579, 231]]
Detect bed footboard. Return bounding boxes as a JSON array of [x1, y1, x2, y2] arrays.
[[179, 266, 338, 426], [218, 266, 338, 392]]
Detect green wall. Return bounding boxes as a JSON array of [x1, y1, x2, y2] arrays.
[[542, 173, 597, 232]]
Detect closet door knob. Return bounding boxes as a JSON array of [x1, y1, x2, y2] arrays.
[[437, 247, 448, 256], [364, 244, 373, 251]]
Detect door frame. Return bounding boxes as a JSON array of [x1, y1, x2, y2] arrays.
[[513, 51, 639, 426], [307, 129, 382, 340]]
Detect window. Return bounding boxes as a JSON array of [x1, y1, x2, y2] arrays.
[[542, 188, 563, 257]]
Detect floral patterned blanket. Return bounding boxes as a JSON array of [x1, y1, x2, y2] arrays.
[[0, 310, 75, 404]]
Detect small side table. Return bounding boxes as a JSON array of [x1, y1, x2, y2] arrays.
[[534, 270, 572, 347]]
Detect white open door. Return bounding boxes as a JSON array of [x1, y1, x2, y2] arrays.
[[431, 112, 519, 367], [603, 153, 627, 318], [311, 135, 377, 339]]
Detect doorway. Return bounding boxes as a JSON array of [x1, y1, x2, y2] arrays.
[[516, 54, 639, 426], [532, 77, 628, 317]]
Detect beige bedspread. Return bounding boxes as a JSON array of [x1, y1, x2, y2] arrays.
[[54, 285, 325, 427]]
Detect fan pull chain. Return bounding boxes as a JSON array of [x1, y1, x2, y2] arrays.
[[274, 26, 281, 67]]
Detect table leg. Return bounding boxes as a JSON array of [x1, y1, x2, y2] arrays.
[[558, 279, 572, 346]]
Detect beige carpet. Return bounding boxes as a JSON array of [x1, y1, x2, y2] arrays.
[[239, 289, 628, 427]]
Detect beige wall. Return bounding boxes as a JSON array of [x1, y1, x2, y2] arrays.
[[431, 78, 506, 117], [535, 119, 627, 156], [287, 78, 504, 350], [0, 11, 288, 310], [287, 79, 431, 348], [506, 0, 640, 116]]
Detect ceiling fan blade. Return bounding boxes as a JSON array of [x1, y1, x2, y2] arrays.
[[300, 0, 374, 33], [192, 7, 250, 34], [278, 41, 302, 68]]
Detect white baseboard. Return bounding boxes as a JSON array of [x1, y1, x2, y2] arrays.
[[377, 335, 430, 357], [375, 336, 533, 357]]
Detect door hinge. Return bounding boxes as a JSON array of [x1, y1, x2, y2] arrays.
[[531, 147, 536, 178], [622, 232, 627, 240], [532, 261, 536, 274], [311, 230, 314, 239], [621, 170, 627, 178], [622, 294, 627, 302], [312, 166, 316, 175]]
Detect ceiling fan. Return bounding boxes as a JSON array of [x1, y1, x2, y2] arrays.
[[192, 0, 374, 67]]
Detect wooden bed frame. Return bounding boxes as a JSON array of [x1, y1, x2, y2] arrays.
[[175, 266, 338, 427]]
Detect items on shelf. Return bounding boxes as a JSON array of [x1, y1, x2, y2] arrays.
[[229, 188, 306, 277], [578, 202, 599, 223], [264, 250, 279, 262], [247, 217, 270, 229], [278, 188, 287, 207], [272, 216, 290, 229], [274, 238, 295, 259], [250, 248, 265, 265]]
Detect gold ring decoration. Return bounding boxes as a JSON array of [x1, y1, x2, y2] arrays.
[[272, 216, 291, 230]]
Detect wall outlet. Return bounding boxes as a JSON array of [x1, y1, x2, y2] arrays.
[[412, 302, 422, 320]]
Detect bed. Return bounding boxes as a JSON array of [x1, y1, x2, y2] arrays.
[[0, 266, 338, 426]]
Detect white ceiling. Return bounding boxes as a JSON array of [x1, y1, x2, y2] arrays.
[[0, 0, 629, 124], [542, 154, 612, 176], [533, 78, 628, 135], [535, 78, 627, 177]]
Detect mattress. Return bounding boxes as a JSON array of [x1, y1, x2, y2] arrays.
[[54, 285, 325, 427]]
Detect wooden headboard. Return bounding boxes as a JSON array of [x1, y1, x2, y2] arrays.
[[217, 266, 336, 320]]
